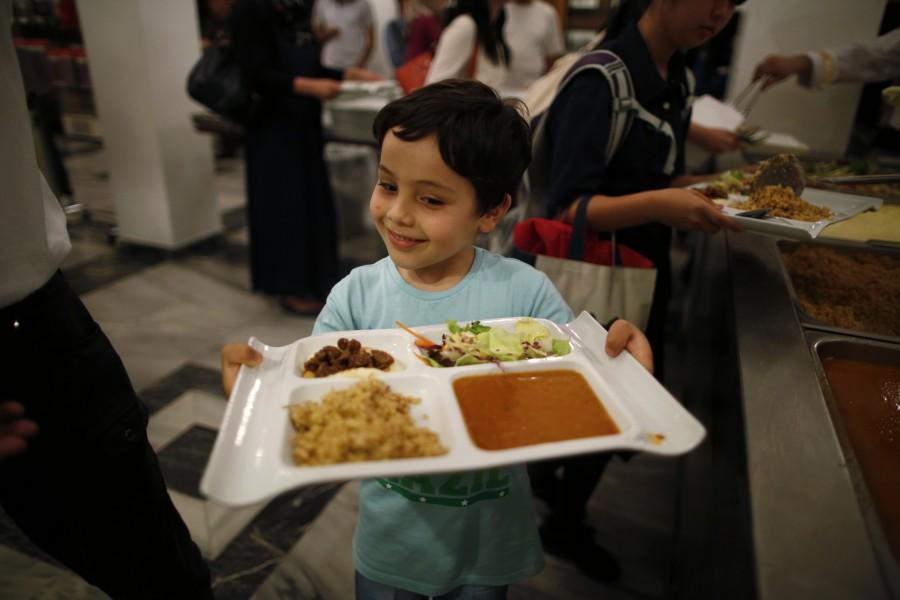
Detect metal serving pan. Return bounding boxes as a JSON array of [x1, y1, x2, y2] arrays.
[[806, 331, 900, 599], [777, 239, 900, 345]]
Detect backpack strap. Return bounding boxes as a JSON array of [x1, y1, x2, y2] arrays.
[[557, 50, 635, 169]]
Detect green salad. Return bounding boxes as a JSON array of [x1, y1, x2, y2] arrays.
[[417, 318, 571, 367]]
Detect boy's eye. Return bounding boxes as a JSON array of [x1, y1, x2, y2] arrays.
[[421, 196, 444, 207], [377, 180, 397, 192]]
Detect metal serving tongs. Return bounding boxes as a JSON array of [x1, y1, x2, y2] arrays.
[[731, 76, 768, 117], [814, 173, 900, 185], [730, 77, 771, 143]]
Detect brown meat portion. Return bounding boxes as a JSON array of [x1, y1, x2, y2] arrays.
[[301, 338, 396, 377]]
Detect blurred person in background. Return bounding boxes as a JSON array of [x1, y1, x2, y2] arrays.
[[753, 26, 900, 152], [404, 0, 447, 61], [425, 0, 509, 88], [524, 0, 742, 582], [314, 0, 376, 69], [753, 27, 900, 89], [502, 0, 564, 90], [231, 0, 380, 316], [1, 3, 213, 596]]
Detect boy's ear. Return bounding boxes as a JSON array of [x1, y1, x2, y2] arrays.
[[478, 194, 512, 234]]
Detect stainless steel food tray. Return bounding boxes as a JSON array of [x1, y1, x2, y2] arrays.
[[777, 240, 900, 345], [805, 331, 900, 598]]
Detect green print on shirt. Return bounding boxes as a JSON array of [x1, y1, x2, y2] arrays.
[[377, 469, 511, 507]]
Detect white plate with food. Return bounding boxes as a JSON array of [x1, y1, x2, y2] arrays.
[[200, 312, 705, 507], [717, 187, 882, 239], [695, 156, 883, 239]]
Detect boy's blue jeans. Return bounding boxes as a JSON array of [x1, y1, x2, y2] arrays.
[[355, 571, 508, 600]]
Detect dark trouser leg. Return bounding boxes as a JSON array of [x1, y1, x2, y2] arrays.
[[0, 272, 212, 600], [551, 453, 612, 527]]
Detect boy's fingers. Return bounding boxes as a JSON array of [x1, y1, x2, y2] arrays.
[[604, 321, 631, 357], [604, 321, 654, 374], [222, 344, 263, 368]]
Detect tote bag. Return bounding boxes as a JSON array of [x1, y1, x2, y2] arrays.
[[187, 40, 258, 123], [514, 196, 657, 330]]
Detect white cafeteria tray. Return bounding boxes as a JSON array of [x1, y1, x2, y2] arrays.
[[200, 312, 705, 506], [718, 187, 882, 239]]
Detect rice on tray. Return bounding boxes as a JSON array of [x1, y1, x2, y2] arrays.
[[289, 378, 447, 466], [742, 185, 832, 222]]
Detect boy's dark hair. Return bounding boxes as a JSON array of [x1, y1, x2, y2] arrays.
[[372, 79, 531, 214]]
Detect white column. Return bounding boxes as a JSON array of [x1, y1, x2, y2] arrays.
[[727, 0, 887, 156], [75, 0, 221, 248]]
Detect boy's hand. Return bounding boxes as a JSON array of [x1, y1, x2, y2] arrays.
[[221, 344, 263, 397], [604, 320, 653, 374]]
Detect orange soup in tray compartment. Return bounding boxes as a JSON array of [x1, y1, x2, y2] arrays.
[[454, 369, 620, 450], [200, 312, 706, 507]]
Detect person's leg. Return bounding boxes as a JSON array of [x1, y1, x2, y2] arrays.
[[526, 459, 561, 506], [0, 272, 212, 599], [355, 570, 427, 600], [539, 453, 620, 582]]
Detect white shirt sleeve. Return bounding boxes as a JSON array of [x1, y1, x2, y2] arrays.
[[426, 15, 477, 84], [808, 27, 900, 86]]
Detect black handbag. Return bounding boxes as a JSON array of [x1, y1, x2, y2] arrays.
[[187, 41, 258, 123]]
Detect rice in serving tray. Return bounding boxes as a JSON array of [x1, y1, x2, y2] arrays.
[[289, 378, 447, 466]]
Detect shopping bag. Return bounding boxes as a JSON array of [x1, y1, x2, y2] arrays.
[[187, 40, 258, 123], [513, 196, 657, 330], [395, 51, 433, 95]]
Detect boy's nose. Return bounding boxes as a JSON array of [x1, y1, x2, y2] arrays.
[[386, 195, 415, 226]]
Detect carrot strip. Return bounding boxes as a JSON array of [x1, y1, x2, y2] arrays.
[[395, 320, 438, 347]]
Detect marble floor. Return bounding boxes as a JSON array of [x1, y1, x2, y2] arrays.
[[0, 143, 755, 599]]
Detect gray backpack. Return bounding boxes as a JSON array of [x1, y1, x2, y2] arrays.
[[487, 49, 695, 256]]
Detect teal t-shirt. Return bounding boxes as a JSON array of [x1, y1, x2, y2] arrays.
[[313, 247, 574, 596]]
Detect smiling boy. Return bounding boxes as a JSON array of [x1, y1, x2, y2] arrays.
[[222, 79, 651, 598]]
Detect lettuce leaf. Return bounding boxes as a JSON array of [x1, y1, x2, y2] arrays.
[[552, 338, 571, 356], [515, 318, 550, 344]]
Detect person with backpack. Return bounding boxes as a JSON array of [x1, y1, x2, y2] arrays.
[[522, 0, 743, 581]]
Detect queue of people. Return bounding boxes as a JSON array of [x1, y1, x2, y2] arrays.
[[6, 0, 900, 597]]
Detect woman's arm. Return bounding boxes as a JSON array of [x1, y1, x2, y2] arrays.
[[564, 188, 740, 234], [425, 15, 476, 83], [547, 73, 739, 234]]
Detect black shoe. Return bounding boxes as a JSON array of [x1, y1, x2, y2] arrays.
[[539, 519, 622, 583]]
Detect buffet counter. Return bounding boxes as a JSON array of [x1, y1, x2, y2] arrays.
[[727, 231, 898, 600]]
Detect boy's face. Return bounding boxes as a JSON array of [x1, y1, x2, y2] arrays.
[[370, 130, 509, 289]]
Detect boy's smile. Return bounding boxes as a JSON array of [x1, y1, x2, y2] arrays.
[[370, 130, 508, 291], [385, 228, 426, 249]]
